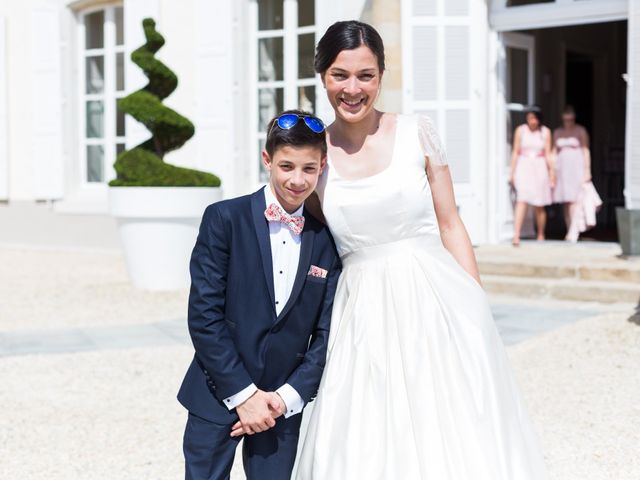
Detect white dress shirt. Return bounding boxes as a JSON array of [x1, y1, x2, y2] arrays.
[[222, 187, 305, 418]]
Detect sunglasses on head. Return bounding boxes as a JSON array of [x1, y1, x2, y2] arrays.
[[270, 113, 326, 134]]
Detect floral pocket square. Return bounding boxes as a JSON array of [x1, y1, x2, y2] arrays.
[[308, 265, 328, 279]]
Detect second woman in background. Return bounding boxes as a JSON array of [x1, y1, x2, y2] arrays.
[[552, 105, 592, 235], [509, 110, 555, 246]]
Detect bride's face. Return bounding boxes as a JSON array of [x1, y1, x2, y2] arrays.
[[322, 45, 383, 124]]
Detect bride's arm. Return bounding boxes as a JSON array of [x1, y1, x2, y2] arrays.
[[427, 163, 481, 285]]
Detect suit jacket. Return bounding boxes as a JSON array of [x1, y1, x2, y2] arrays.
[[177, 187, 340, 424]]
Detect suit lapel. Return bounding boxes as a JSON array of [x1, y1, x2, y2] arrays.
[[276, 209, 315, 323], [250, 187, 276, 312]]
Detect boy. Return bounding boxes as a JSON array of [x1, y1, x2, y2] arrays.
[[177, 110, 340, 480]]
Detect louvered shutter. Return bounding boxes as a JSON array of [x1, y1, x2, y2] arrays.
[[0, 16, 7, 200], [403, 0, 488, 243], [32, 0, 64, 199], [194, 0, 234, 194]]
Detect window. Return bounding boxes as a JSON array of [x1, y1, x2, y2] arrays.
[[507, 0, 553, 6], [252, 0, 317, 182], [80, 6, 125, 184]]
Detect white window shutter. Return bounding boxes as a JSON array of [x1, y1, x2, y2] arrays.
[[403, 0, 488, 243], [412, 27, 438, 101], [31, 0, 63, 199], [0, 16, 7, 200], [194, 0, 235, 195]]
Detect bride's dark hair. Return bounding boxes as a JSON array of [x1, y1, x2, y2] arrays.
[[314, 20, 385, 75]]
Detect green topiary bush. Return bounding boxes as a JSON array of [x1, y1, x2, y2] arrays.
[[109, 18, 221, 187]]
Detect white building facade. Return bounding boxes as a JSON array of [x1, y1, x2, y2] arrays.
[[0, 0, 637, 244]]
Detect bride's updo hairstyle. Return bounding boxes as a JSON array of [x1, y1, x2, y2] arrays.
[[314, 20, 386, 75]]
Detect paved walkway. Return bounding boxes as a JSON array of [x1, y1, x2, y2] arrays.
[[0, 300, 606, 357]]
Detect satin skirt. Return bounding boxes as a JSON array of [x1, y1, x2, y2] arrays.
[[295, 235, 547, 480], [553, 148, 585, 203]]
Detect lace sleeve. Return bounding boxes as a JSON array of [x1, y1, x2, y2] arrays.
[[417, 114, 448, 166]]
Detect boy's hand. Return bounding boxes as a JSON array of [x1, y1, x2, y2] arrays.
[[230, 392, 285, 437], [234, 390, 279, 435]]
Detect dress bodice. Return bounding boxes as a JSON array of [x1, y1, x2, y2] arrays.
[[555, 135, 581, 150], [519, 126, 546, 157], [317, 114, 441, 258]]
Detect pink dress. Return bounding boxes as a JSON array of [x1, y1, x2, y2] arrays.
[[553, 134, 585, 203], [514, 126, 552, 206]]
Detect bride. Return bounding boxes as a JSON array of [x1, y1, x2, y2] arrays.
[[295, 21, 547, 479]]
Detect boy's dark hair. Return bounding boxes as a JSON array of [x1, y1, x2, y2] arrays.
[[264, 109, 327, 158]]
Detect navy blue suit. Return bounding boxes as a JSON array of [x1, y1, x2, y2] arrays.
[[178, 187, 340, 480]]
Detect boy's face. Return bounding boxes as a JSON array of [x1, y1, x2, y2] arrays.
[[262, 145, 326, 214]]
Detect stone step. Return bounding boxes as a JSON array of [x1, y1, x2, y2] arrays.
[[477, 258, 640, 284], [481, 274, 640, 304]]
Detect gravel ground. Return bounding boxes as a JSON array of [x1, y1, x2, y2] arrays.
[[1, 312, 638, 479], [2, 245, 638, 479], [0, 247, 188, 331], [509, 312, 640, 480]]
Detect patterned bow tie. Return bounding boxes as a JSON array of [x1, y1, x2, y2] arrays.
[[264, 203, 305, 235]]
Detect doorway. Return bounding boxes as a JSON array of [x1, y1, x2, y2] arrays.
[[505, 21, 627, 241]]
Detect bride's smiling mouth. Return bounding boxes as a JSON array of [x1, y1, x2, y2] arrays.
[[339, 97, 366, 108]]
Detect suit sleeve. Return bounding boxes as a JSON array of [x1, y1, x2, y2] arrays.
[[284, 254, 341, 404], [187, 204, 254, 402]]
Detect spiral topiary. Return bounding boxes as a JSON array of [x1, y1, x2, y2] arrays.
[[109, 18, 221, 187]]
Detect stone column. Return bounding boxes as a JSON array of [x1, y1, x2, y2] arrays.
[[618, 0, 640, 254]]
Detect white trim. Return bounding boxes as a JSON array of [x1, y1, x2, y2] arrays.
[[490, 0, 628, 31], [625, 0, 640, 208], [248, 1, 260, 186], [502, 32, 535, 106], [0, 17, 7, 200]]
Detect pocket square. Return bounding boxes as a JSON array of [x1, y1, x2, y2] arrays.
[[308, 265, 328, 279]]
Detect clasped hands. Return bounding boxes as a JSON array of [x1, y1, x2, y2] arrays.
[[230, 389, 286, 438]]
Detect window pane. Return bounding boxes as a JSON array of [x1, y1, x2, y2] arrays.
[[507, 47, 529, 104], [115, 7, 124, 45], [116, 99, 125, 136], [298, 85, 315, 113], [298, 0, 315, 27], [258, 87, 284, 131], [86, 56, 104, 94], [298, 33, 315, 79], [116, 52, 125, 91], [116, 143, 125, 158], [85, 11, 104, 49], [86, 101, 104, 138], [259, 37, 284, 82], [87, 145, 104, 182], [259, 0, 283, 30]]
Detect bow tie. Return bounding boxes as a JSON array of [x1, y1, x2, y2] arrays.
[[264, 203, 305, 235]]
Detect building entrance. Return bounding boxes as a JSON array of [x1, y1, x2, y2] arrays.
[[510, 21, 627, 240]]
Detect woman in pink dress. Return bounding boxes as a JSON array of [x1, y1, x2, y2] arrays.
[[552, 105, 592, 237], [509, 111, 555, 246]]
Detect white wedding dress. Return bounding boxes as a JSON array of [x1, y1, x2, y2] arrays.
[[295, 114, 547, 479]]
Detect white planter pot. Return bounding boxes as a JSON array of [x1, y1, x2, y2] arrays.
[[109, 186, 222, 290]]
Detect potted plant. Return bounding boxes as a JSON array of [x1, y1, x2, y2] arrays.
[[109, 18, 221, 289], [616, 207, 640, 256]]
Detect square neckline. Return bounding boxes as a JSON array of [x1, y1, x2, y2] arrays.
[[326, 113, 401, 183]]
